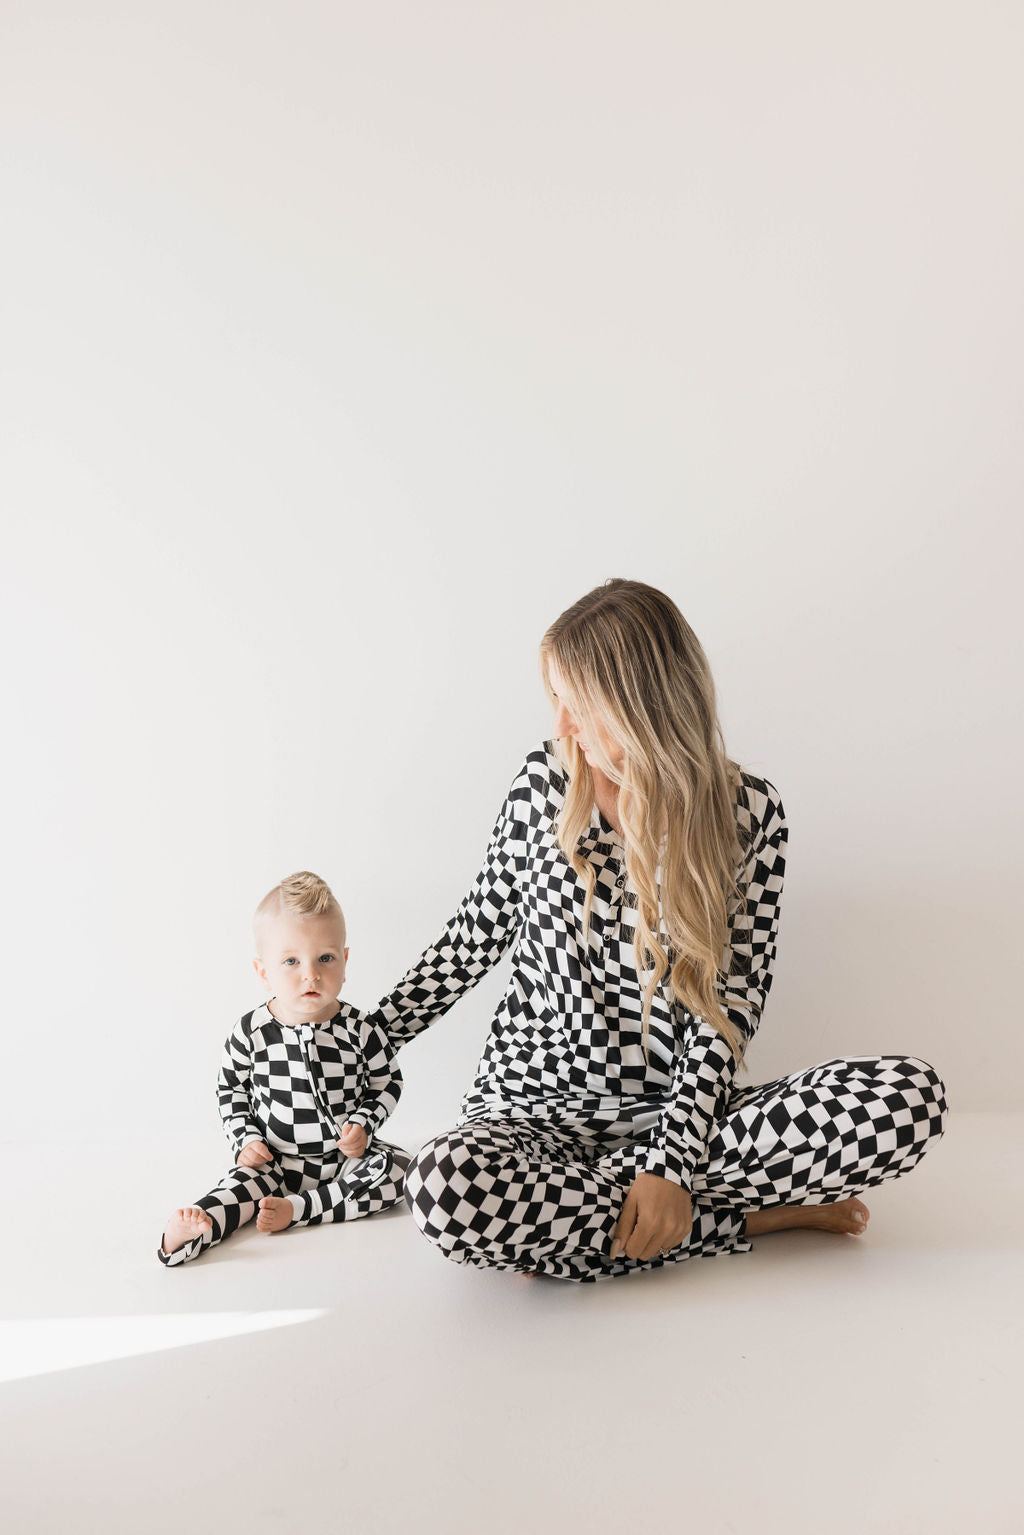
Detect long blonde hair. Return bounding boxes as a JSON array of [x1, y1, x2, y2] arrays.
[[540, 579, 753, 1066]]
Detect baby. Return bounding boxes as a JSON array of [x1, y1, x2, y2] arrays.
[[159, 871, 410, 1266]]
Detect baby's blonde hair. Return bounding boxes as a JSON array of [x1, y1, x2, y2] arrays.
[[254, 871, 345, 950]]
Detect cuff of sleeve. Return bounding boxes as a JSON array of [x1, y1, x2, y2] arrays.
[[643, 1148, 693, 1194], [345, 1112, 375, 1134], [231, 1124, 265, 1151]]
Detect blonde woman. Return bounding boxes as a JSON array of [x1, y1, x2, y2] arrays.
[[374, 579, 948, 1281]]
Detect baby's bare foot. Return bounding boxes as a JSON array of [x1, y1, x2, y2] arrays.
[[162, 1206, 213, 1255], [256, 1196, 293, 1234]]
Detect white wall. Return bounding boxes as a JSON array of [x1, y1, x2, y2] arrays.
[[2, 2, 1020, 1150]]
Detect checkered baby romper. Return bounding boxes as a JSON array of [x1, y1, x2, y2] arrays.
[[375, 742, 948, 1282], [159, 1000, 410, 1266]]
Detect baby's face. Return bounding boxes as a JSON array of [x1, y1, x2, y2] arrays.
[[253, 911, 349, 1026]]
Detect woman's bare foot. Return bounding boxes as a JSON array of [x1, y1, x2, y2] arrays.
[[162, 1206, 213, 1255], [744, 1196, 870, 1239], [256, 1195, 293, 1234]]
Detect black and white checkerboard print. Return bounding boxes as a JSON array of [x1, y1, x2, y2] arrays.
[[375, 742, 947, 1279], [158, 1141, 411, 1267], [402, 1055, 948, 1282], [376, 741, 787, 1192], [218, 1000, 403, 1158], [159, 998, 407, 1266]]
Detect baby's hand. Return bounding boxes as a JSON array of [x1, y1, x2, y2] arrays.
[[237, 1140, 273, 1168], [337, 1122, 368, 1158]]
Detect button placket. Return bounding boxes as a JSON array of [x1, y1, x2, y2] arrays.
[[298, 1027, 339, 1141], [583, 835, 623, 957]]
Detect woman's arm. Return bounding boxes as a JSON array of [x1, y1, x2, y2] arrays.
[[345, 1019, 403, 1136], [371, 756, 533, 1048], [644, 776, 789, 1193]]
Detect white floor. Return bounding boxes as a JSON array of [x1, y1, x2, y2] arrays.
[[2, 1112, 1020, 1535]]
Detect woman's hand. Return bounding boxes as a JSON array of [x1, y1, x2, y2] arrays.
[[236, 1140, 273, 1169], [337, 1122, 368, 1158], [610, 1172, 693, 1261]]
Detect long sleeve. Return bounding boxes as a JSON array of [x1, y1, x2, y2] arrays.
[[216, 1014, 265, 1152], [346, 1020, 403, 1135], [644, 778, 789, 1192], [373, 759, 531, 1048]]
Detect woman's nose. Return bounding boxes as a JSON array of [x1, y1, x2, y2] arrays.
[[553, 701, 574, 736]]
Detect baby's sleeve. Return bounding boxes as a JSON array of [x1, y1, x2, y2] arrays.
[[216, 1013, 265, 1152]]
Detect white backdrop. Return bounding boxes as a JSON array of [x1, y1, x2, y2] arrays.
[[2, 3, 1020, 1153]]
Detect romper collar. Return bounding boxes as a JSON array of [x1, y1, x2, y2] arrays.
[[255, 999, 346, 1033]]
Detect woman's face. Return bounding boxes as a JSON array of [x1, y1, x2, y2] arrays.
[[546, 660, 625, 771]]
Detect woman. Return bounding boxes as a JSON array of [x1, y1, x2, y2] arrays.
[[373, 579, 948, 1281]]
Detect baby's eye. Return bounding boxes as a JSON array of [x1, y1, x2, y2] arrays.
[[283, 957, 298, 966], [318, 954, 335, 964]]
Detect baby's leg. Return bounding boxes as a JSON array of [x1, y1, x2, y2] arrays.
[[158, 1161, 282, 1266], [287, 1141, 412, 1228]]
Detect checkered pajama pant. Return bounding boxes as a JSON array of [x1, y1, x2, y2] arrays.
[[403, 1055, 948, 1282], [159, 1139, 411, 1267]]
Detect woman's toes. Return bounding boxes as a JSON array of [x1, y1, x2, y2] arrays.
[[848, 1200, 869, 1231]]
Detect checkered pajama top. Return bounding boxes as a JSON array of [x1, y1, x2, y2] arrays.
[[374, 741, 788, 1194], [217, 999, 403, 1158]]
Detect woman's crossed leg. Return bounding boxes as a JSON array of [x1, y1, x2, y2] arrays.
[[402, 1054, 948, 1283]]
